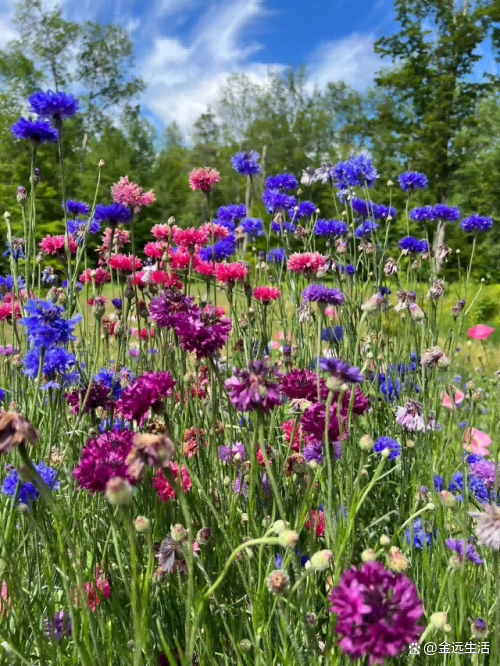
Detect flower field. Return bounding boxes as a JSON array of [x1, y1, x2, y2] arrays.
[[1, 89, 500, 666]]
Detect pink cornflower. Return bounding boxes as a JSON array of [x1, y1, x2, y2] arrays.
[[153, 462, 192, 501], [152, 223, 172, 240], [253, 286, 281, 303], [87, 296, 107, 306], [72, 430, 135, 494], [82, 566, 111, 612], [189, 167, 220, 194], [130, 270, 182, 289], [111, 175, 155, 213], [79, 268, 110, 285], [101, 227, 130, 249], [109, 253, 142, 272], [169, 248, 199, 271], [40, 234, 77, 255], [172, 226, 209, 249], [144, 241, 166, 259], [195, 260, 216, 277], [305, 509, 325, 537], [0, 298, 22, 321], [282, 419, 301, 452], [215, 262, 248, 283], [328, 562, 423, 664], [287, 251, 327, 275], [200, 222, 229, 240]]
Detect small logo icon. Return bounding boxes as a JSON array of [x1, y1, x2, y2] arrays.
[[409, 643, 420, 655]]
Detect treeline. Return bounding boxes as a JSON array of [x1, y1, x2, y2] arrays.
[[2, 0, 500, 278]]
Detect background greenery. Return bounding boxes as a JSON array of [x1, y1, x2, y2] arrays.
[[3, 0, 500, 283]]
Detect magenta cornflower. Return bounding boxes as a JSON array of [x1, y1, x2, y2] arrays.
[[172, 305, 232, 359], [300, 402, 344, 442], [281, 368, 327, 402], [116, 371, 177, 424], [328, 561, 423, 664], [225, 361, 281, 413], [149, 290, 196, 329], [73, 430, 135, 494], [66, 382, 114, 415]]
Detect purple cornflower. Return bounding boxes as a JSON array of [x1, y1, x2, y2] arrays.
[[302, 439, 323, 463], [396, 400, 436, 432], [433, 204, 460, 221], [409, 206, 435, 222], [234, 473, 248, 497], [44, 610, 72, 639], [231, 150, 260, 176], [225, 361, 281, 414], [116, 371, 176, 424], [28, 90, 79, 120], [263, 189, 297, 213], [218, 442, 245, 462], [328, 562, 423, 663], [373, 436, 401, 460], [314, 219, 347, 237], [398, 236, 428, 253], [281, 368, 326, 402], [265, 173, 298, 191], [172, 305, 232, 359], [149, 290, 196, 329], [19, 298, 82, 350], [11, 117, 59, 143], [355, 220, 379, 237], [445, 538, 483, 564], [72, 429, 135, 494], [470, 460, 497, 488], [398, 171, 428, 191], [66, 381, 114, 415], [319, 358, 364, 384], [302, 284, 345, 305], [460, 214, 493, 233]]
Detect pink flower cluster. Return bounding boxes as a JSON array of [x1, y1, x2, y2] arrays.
[[111, 176, 155, 213]]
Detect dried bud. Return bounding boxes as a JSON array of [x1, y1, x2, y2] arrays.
[[0, 411, 39, 454], [134, 516, 151, 533], [361, 293, 383, 313], [284, 453, 306, 476], [387, 546, 409, 572], [17, 186, 28, 206]]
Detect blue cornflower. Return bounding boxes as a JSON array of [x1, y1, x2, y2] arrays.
[[0, 389, 5, 402], [67, 218, 101, 243], [267, 248, 286, 263], [290, 200, 316, 219], [379, 286, 391, 295], [112, 298, 122, 309], [466, 453, 482, 464], [398, 236, 428, 253], [338, 264, 355, 275], [405, 518, 435, 549], [331, 161, 348, 188], [433, 204, 460, 221], [275, 553, 282, 569], [314, 219, 347, 237], [373, 436, 401, 460], [322, 325, 343, 343], [41, 267, 58, 285], [344, 155, 378, 187], [65, 200, 89, 216], [231, 150, 260, 175], [93, 203, 130, 225], [2, 462, 60, 505], [351, 198, 370, 218], [23, 347, 78, 386], [0, 275, 25, 293], [3, 238, 25, 261], [11, 117, 59, 143], [373, 203, 395, 220], [398, 171, 428, 191], [434, 475, 443, 491], [271, 220, 296, 234], [94, 366, 135, 399], [217, 204, 246, 224], [409, 206, 435, 222], [62, 279, 82, 292], [28, 90, 79, 120], [453, 374, 462, 382], [379, 376, 400, 402], [354, 220, 379, 237], [460, 215, 493, 233], [199, 237, 235, 262], [449, 472, 488, 503], [99, 417, 129, 433], [262, 189, 296, 213], [19, 298, 82, 350], [265, 173, 298, 191], [240, 217, 264, 239]]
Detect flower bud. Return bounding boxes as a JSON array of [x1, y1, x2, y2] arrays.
[[196, 527, 211, 544], [471, 617, 488, 638], [278, 530, 299, 549], [98, 159, 105, 168], [359, 435, 374, 452], [134, 516, 151, 533], [387, 546, 409, 572], [439, 490, 456, 508], [171, 524, 187, 541], [105, 476, 133, 506], [361, 548, 376, 562], [306, 612, 316, 625], [17, 186, 28, 206], [239, 639, 252, 653], [361, 293, 383, 313], [272, 520, 289, 534], [387, 179, 393, 187], [409, 302, 425, 322], [379, 534, 390, 546], [266, 570, 290, 595], [310, 549, 333, 571], [430, 612, 447, 629]]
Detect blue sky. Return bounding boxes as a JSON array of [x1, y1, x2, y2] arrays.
[[0, 0, 398, 130]]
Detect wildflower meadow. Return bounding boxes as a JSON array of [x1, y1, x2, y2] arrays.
[[1, 89, 500, 666]]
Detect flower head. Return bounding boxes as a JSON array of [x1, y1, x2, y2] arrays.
[[214, 262, 248, 283], [217, 204, 246, 225], [2, 462, 59, 505], [93, 203, 130, 225], [111, 176, 155, 213], [20, 298, 81, 350], [28, 90, 79, 120], [40, 234, 77, 255], [73, 430, 135, 494], [445, 538, 483, 564], [313, 218, 347, 237], [302, 284, 344, 306], [469, 503, 500, 550], [265, 173, 297, 190], [343, 155, 378, 187], [460, 214, 492, 233], [355, 220, 379, 238], [11, 117, 59, 143], [172, 305, 232, 359], [373, 436, 400, 460], [153, 462, 192, 502], [464, 428, 491, 457], [225, 361, 281, 413], [253, 286, 280, 303], [262, 189, 296, 213], [301, 402, 343, 442], [433, 204, 460, 221], [44, 610, 72, 639], [328, 562, 423, 664], [287, 252, 327, 275], [240, 217, 264, 239], [199, 237, 236, 262], [65, 200, 89, 216], [116, 371, 176, 424], [319, 358, 363, 385], [396, 400, 436, 432], [398, 236, 428, 254], [468, 324, 494, 340], [398, 171, 428, 191], [231, 150, 260, 175], [267, 247, 286, 263]]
